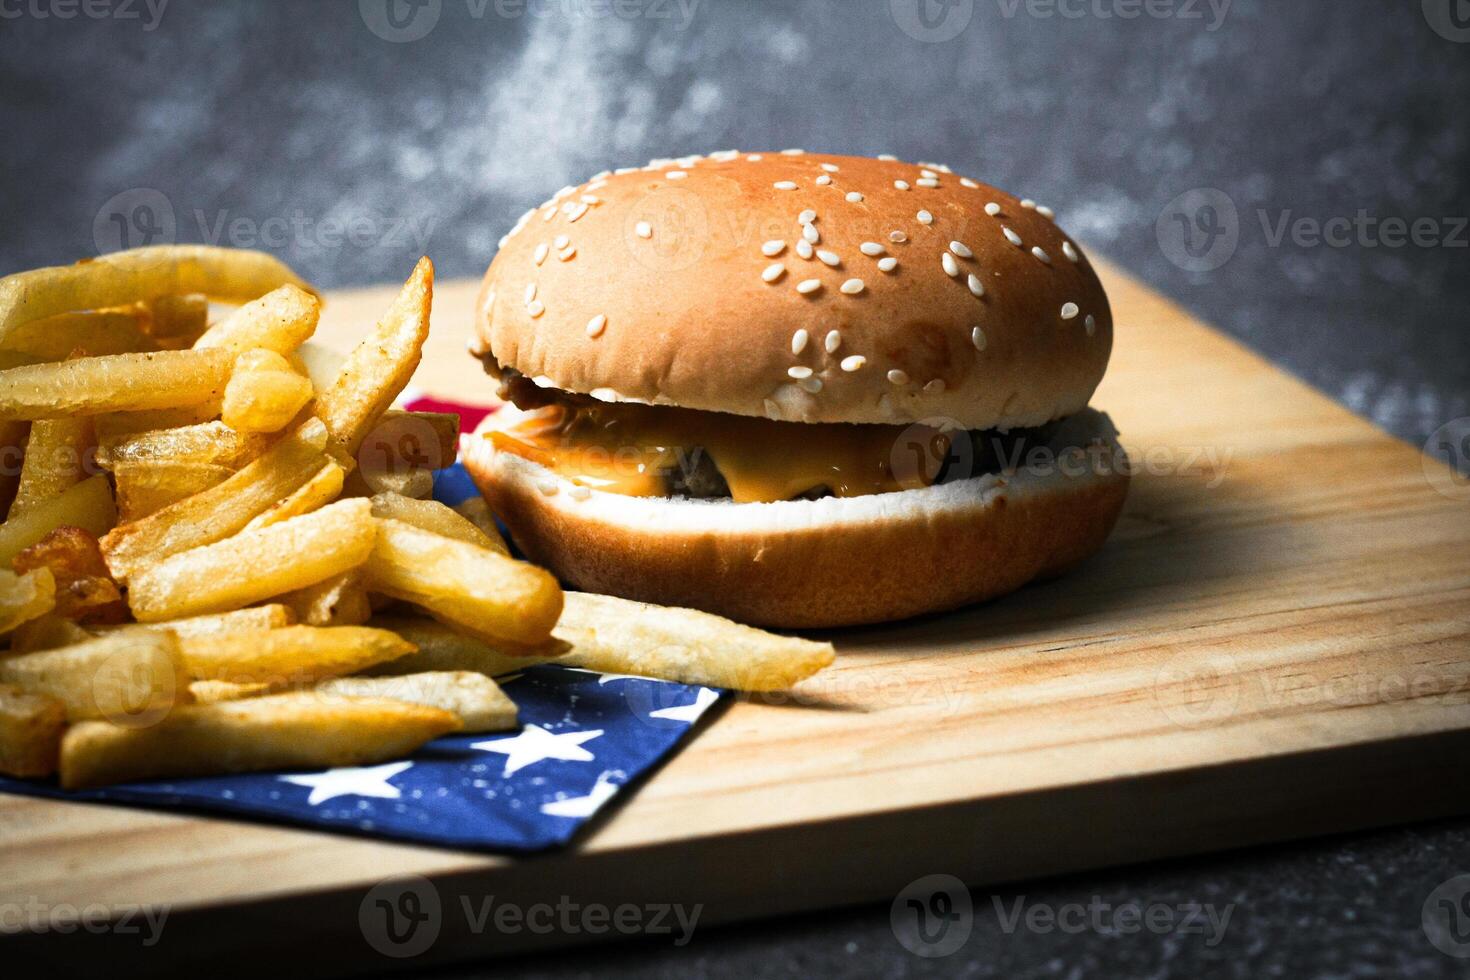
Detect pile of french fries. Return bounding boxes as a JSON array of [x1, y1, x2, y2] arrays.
[[0, 246, 833, 790]]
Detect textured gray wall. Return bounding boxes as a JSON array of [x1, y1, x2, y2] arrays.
[[2, 0, 1467, 454]]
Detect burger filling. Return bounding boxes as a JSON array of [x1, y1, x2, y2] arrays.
[[489, 370, 1059, 504]]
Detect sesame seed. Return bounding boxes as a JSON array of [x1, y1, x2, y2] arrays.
[[762, 263, 786, 283], [782, 148, 805, 156], [971, 326, 987, 350], [920, 169, 938, 179], [817, 250, 841, 267], [937, 164, 954, 173], [1085, 314, 1097, 336], [665, 171, 688, 180], [841, 355, 866, 372], [567, 203, 589, 222], [797, 279, 822, 295], [895, 180, 911, 191], [803, 223, 821, 244], [860, 242, 885, 256], [542, 207, 557, 222], [878, 154, 898, 161], [889, 230, 908, 243], [799, 377, 823, 394], [774, 181, 798, 191], [1037, 205, 1055, 219], [815, 174, 833, 186], [942, 253, 960, 277], [985, 202, 1002, 217], [924, 379, 946, 394], [747, 154, 764, 161], [524, 283, 537, 303], [796, 239, 815, 260], [1021, 199, 1036, 209], [554, 185, 576, 200], [1003, 227, 1023, 247], [554, 234, 570, 249], [792, 329, 810, 354], [558, 246, 577, 261], [821, 163, 840, 172], [1061, 302, 1080, 320], [568, 485, 591, 501], [615, 167, 638, 175], [950, 241, 973, 259], [788, 366, 813, 379], [586, 314, 607, 338], [527, 300, 545, 318], [763, 240, 787, 257], [917, 210, 934, 225], [635, 221, 653, 239], [840, 278, 866, 295], [917, 178, 940, 188], [887, 369, 910, 385], [961, 177, 979, 189], [846, 191, 864, 203], [1032, 246, 1052, 264], [537, 479, 559, 496], [581, 194, 601, 204], [878, 257, 899, 272], [825, 329, 842, 353], [799, 208, 817, 224], [967, 274, 985, 297], [1062, 241, 1079, 263], [533, 243, 549, 266]]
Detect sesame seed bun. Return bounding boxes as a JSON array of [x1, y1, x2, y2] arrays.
[[463, 409, 1130, 628], [473, 152, 1110, 430]]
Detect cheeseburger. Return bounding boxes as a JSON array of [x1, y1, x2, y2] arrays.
[[465, 152, 1129, 628]]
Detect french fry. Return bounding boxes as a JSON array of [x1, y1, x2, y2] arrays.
[[0, 684, 67, 778], [192, 283, 319, 355], [0, 349, 233, 420], [453, 496, 508, 553], [92, 403, 219, 441], [0, 245, 316, 342], [243, 460, 344, 531], [113, 604, 295, 638], [9, 416, 94, 517], [189, 679, 272, 704], [126, 498, 377, 621], [369, 492, 505, 553], [0, 567, 55, 634], [316, 258, 432, 459], [0, 308, 154, 360], [315, 672, 516, 733], [343, 464, 434, 501], [364, 616, 561, 677], [9, 614, 94, 653], [145, 293, 209, 346], [97, 420, 268, 469], [554, 592, 836, 692], [293, 340, 345, 394], [0, 475, 116, 569], [174, 625, 413, 688], [350, 409, 459, 497], [111, 460, 236, 522], [0, 629, 186, 723], [59, 692, 459, 789], [13, 526, 126, 622], [364, 517, 562, 645], [222, 349, 314, 433], [100, 418, 329, 582], [279, 571, 371, 626]]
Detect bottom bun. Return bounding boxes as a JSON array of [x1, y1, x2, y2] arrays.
[[464, 409, 1131, 629]]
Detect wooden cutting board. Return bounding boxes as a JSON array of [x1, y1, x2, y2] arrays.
[[5, 263, 1469, 976]]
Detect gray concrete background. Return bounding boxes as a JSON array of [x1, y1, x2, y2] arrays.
[[3, 0, 1469, 975]]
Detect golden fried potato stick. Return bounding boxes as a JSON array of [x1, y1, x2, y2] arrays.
[[554, 592, 836, 692], [97, 420, 268, 469], [369, 492, 506, 553], [364, 615, 562, 677], [278, 571, 371, 626], [111, 460, 237, 522], [0, 628, 187, 723], [145, 293, 209, 346], [0, 475, 116, 569], [0, 349, 234, 420], [0, 567, 55, 634], [364, 516, 562, 645], [174, 625, 413, 689], [9, 416, 94, 517], [101, 418, 329, 582], [242, 460, 344, 531], [222, 349, 315, 434], [188, 679, 272, 704], [315, 672, 516, 733], [108, 604, 295, 638], [92, 403, 220, 442], [1, 308, 154, 360], [9, 613, 95, 654], [316, 257, 432, 460], [12, 526, 126, 623], [0, 245, 316, 342], [0, 684, 67, 778], [193, 283, 320, 355], [126, 498, 377, 621], [59, 692, 459, 789]]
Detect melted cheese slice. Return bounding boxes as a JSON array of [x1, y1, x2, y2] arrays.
[[488, 401, 948, 503]]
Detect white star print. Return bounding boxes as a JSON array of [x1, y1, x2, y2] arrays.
[[540, 771, 621, 818], [471, 724, 604, 776], [648, 687, 720, 723], [278, 761, 413, 806]]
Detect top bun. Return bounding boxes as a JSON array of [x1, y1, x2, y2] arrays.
[[474, 152, 1111, 430]]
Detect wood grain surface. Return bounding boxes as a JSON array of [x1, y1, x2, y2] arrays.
[[4, 263, 1468, 976]]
